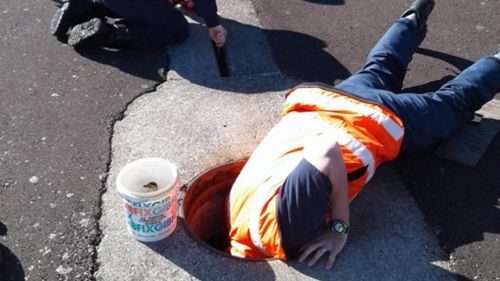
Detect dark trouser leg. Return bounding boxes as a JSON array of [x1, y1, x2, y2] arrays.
[[337, 18, 420, 92], [95, 0, 190, 47], [91, 1, 119, 18], [381, 57, 500, 154]]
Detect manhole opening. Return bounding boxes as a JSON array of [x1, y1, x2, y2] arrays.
[[211, 41, 229, 77], [183, 160, 246, 257]]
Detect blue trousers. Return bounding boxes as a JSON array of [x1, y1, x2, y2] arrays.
[[336, 18, 500, 155], [94, 0, 190, 48]]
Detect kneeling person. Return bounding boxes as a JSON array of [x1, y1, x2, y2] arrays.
[[50, 0, 227, 49]]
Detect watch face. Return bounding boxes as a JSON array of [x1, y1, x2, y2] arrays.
[[333, 222, 346, 233], [331, 220, 349, 234]]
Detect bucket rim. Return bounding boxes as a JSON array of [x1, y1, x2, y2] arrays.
[[116, 157, 179, 199]]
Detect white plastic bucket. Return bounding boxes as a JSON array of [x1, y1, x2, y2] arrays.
[[116, 157, 180, 242]]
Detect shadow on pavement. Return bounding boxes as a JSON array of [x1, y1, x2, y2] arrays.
[[0, 222, 25, 281], [303, 0, 345, 5], [262, 28, 351, 84], [288, 261, 471, 281], [403, 75, 456, 93], [0, 222, 6, 236], [70, 16, 348, 93], [396, 135, 500, 254], [75, 47, 168, 83], [417, 48, 474, 72], [169, 17, 348, 92], [142, 220, 276, 280], [403, 48, 474, 93]]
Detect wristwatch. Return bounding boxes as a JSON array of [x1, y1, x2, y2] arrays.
[[330, 219, 349, 234]]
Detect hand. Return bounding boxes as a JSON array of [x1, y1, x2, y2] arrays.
[[298, 230, 348, 270], [208, 25, 227, 47]]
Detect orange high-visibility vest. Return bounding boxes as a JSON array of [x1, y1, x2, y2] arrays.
[[228, 83, 405, 260]]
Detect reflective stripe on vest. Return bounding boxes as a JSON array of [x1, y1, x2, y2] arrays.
[[248, 181, 270, 255], [326, 125, 376, 181], [284, 87, 404, 143]]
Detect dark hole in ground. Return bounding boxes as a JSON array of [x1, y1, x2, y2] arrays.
[[211, 41, 229, 77], [183, 160, 246, 255]]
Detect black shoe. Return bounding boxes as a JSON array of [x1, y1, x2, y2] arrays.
[[401, 0, 435, 40], [68, 17, 132, 48], [50, 0, 96, 38], [67, 17, 113, 47]]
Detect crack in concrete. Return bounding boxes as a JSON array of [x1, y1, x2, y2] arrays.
[[90, 55, 169, 280]]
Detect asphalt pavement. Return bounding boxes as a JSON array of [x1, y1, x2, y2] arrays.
[[0, 0, 499, 280], [0, 0, 167, 280]]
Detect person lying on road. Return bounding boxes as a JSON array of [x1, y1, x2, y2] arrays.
[[227, 0, 500, 270]]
